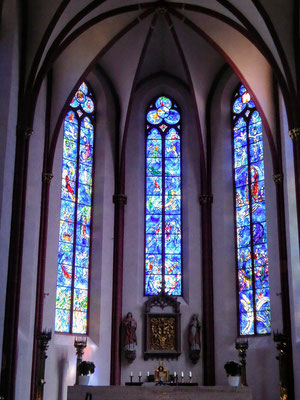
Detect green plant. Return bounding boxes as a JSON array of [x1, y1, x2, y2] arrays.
[[78, 361, 95, 376], [224, 361, 241, 377]]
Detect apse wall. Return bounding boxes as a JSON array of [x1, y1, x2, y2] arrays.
[[121, 77, 202, 384], [42, 70, 115, 400], [211, 72, 282, 400]]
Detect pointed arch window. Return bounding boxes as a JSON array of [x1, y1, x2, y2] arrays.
[[232, 84, 271, 335], [55, 82, 95, 334], [145, 96, 182, 296]]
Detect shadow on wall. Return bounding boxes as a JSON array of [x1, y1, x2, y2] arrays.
[[57, 352, 68, 400]]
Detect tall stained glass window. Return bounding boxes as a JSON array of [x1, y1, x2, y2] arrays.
[[55, 82, 95, 334], [233, 84, 271, 335], [145, 96, 182, 296]]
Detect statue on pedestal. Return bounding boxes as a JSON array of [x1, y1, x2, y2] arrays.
[[188, 314, 201, 364], [122, 312, 137, 363]]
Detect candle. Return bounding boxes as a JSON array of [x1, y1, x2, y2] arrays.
[[130, 371, 133, 377], [181, 371, 184, 377], [174, 371, 176, 377], [147, 371, 149, 377], [189, 371, 192, 378], [139, 371, 142, 377]]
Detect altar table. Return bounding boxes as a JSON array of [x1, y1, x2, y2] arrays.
[[68, 385, 252, 400]]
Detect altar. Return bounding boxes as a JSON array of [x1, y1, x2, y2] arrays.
[[68, 385, 252, 400]]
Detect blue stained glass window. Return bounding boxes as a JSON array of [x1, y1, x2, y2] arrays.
[[55, 82, 95, 334], [233, 84, 271, 335], [145, 96, 182, 296]]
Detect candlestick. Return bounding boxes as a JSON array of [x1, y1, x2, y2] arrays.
[[181, 371, 184, 383], [147, 371, 149, 377], [174, 371, 176, 377], [130, 371, 133, 383]]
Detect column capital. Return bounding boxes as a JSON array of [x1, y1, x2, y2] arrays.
[[199, 194, 213, 205], [272, 173, 284, 184], [42, 172, 54, 183], [17, 125, 34, 138], [112, 194, 127, 205], [288, 127, 300, 141]]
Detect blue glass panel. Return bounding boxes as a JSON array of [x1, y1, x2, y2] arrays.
[[250, 141, 263, 163], [70, 96, 79, 108], [80, 127, 94, 146], [145, 254, 162, 275], [235, 165, 248, 187], [255, 289, 270, 311], [77, 204, 91, 226], [82, 116, 93, 130], [58, 242, 73, 265], [252, 201, 266, 223], [236, 205, 250, 227], [75, 245, 90, 268], [240, 312, 254, 335], [64, 112, 78, 140], [74, 267, 89, 290], [72, 311, 87, 334], [250, 161, 264, 183], [238, 268, 252, 291], [76, 223, 90, 247], [248, 99, 255, 108], [165, 158, 180, 176], [165, 140, 180, 158], [146, 214, 162, 235], [236, 185, 249, 208], [165, 128, 180, 140], [165, 254, 181, 275], [63, 139, 77, 161], [165, 275, 181, 295], [253, 244, 269, 287], [57, 264, 72, 287], [73, 289, 88, 311], [234, 116, 246, 131], [78, 184, 92, 205], [164, 109, 180, 124], [79, 163, 92, 186], [146, 196, 162, 214], [237, 225, 251, 247], [251, 180, 265, 203], [237, 247, 252, 270], [82, 96, 94, 113], [155, 96, 172, 110], [165, 235, 181, 254], [234, 146, 248, 168], [145, 234, 162, 254], [79, 82, 88, 94], [239, 85, 247, 95], [165, 195, 181, 214], [75, 90, 85, 104], [62, 159, 76, 182], [146, 177, 162, 196], [147, 110, 162, 124], [148, 128, 161, 140], [61, 178, 76, 202], [146, 158, 162, 176], [250, 110, 261, 124], [145, 275, 162, 295], [256, 310, 271, 334], [249, 122, 262, 144], [165, 215, 181, 235], [165, 177, 181, 196], [233, 97, 246, 114], [157, 106, 171, 119], [253, 222, 267, 245], [234, 126, 247, 149], [147, 139, 162, 158], [55, 309, 70, 332], [56, 287, 71, 310], [239, 290, 253, 313], [79, 143, 93, 165], [59, 220, 74, 243], [60, 200, 75, 222]]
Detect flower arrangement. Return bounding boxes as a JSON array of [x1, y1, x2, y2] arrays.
[[78, 361, 95, 376], [224, 361, 241, 377]]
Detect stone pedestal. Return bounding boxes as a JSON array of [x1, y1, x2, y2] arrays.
[[68, 385, 252, 400]]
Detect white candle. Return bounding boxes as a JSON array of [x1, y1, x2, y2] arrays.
[[181, 371, 184, 377], [189, 371, 192, 378], [139, 371, 142, 377], [174, 371, 176, 377], [130, 371, 133, 377], [147, 371, 150, 377]]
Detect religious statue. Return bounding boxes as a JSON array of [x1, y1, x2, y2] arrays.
[[122, 312, 137, 363], [188, 314, 201, 364]]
